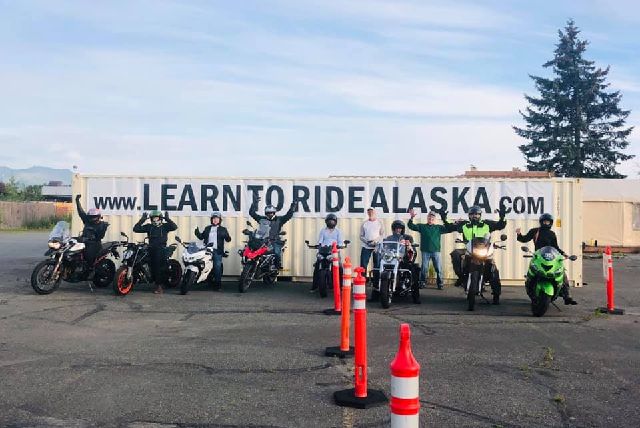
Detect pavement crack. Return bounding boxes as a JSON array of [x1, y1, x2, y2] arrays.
[[70, 303, 106, 325], [421, 399, 523, 427]]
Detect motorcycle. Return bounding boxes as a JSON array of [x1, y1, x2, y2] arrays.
[[521, 246, 577, 317], [368, 239, 420, 308], [113, 232, 182, 296], [455, 233, 507, 311], [304, 240, 350, 298], [237, 219, 286, 293], [30, 221, 123, 295], [175, 236, 228, 295]]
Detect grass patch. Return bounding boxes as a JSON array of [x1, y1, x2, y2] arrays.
[[2, 214, 72, 231], [540, 347, 555, 369], [553, 394, 566, 404]]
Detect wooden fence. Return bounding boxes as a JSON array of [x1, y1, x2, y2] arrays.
[[0, 201, 72, 229]]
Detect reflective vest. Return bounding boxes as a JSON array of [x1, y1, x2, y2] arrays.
[[462, 222, 491, 242]]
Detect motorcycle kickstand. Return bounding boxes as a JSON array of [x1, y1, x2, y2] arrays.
[[480, 294, 491, 304], [87, 281, 94, 293], [552, 301, 562, 312]]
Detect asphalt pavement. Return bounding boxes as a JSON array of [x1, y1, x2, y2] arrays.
[[0, 231, 639, 427]]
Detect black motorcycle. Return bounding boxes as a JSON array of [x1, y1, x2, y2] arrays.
[[368, 239, 421, 308], [113, 232, 182, 296], [304, 240, 350, 298], [30, 221, 123, 295]]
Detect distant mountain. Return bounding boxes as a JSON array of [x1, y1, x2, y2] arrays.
[[0, 166, 73, 186]]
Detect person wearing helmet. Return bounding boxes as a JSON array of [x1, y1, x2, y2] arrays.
[[310, 213, 345, 292], [408, 208, 455, 290], [517, 213, 577, 305], [75, 194, 109, 268], [446, 204, 507, 304], [133, 210, 178, 294], [381, 219, 420, 300], [249, 195, 298, 269], [195, 212, 231, 290]]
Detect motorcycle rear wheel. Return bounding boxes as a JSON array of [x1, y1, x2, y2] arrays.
[[92, 259, 115, 288], [166, 260, 182, 288], [31, 260, 61, 295], [238, 263, 256, 293]]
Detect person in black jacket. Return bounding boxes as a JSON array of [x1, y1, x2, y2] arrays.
[[517, 213, 577, 305], [249, 196, 297, 269], [75, 194, 109, 269], [195, 212, 231, 290], [133, 210, 178, 294]]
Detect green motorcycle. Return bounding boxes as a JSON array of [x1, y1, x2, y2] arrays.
[[521, 246, 577, 317]]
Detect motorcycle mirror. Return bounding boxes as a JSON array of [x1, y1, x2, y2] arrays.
[[344, 240, 351, 245], [521, 246, 530, 252], [500, 234, 508, 241], [246, 221, 252, 227], [120, 232, 127, 237], [523, 254, 533, 258], [279, 231, 286, 236], [175, 236, 182, 243], [455, 239, 464, 244], [569, 255, 578, 261], [304, 240, 310, 244]]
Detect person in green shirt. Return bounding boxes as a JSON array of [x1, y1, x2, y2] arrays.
[[408, 209, 455, 290]]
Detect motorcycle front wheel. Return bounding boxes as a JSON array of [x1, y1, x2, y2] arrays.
[[92, 259, 116, 288], [532, 293, 550, 317], [318, 269, 330, 298], [467, 271, 480, 311], [31, 260, 61, 295], [113, 266, 134, 296], [380, 273, 393, 309], [180, 270, 196, 295], [238, 262, 256, 293]]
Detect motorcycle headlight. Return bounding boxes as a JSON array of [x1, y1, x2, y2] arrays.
[[472, 248, 488, 258], [123, 250, 133, 259], [317, 254, 324, 260], [383, 251, 395, 263], [48, 242, 61, 250], [543, 252, 555, 262]]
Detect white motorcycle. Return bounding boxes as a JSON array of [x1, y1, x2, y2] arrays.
[[175, 236, 227, 295]]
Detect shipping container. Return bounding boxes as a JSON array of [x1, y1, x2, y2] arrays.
[[72, 174, 583, 286]]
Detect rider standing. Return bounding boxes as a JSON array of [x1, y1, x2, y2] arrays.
[[75, 194, 109, 269], [517, 213, 577, 305], [133, 210, 178, 294], [249, 196, 297, 269], [195, 212, 231, 291]]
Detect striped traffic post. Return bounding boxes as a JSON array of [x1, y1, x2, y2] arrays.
[[325, 257, 354, 358], [390, 324, 421, 427], [598, 246, 624, 315], [324, 242, 342, 315], [334, 267, 387, 409]]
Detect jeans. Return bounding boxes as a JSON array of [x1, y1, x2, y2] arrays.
[[272, 242, 283, 268], [360, 247, 380, 276], [421, 252, 443, 286], [212, 252, 224, 285]]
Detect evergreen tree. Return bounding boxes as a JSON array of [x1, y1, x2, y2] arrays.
[[514, 20, 634, 178]]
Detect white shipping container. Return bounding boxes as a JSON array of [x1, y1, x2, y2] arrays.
[[71, 175, 583, 286]]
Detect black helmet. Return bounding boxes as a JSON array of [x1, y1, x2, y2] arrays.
[[391, 220, 405, 234], [468, 205, 482, 222], [539, 213, 553, 229], [211, 211, 222, 223], [325, 213, 338, 228]]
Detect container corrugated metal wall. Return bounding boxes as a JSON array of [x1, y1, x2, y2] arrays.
[[71, 175, 582, 286]]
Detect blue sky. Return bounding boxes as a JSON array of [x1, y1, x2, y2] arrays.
[[0, 0, 639, 177]]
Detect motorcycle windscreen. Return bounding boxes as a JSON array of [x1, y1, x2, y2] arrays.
[[469, 236, 491, 258], [254, 219, 271, 239], [539, 246, 561, 262], [186, 243, 203, 254], [536, 281, 556, 296], [49, 221, 71, 242]]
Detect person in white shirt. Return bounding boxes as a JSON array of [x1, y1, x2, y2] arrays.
[[360, 207, 384, 275]]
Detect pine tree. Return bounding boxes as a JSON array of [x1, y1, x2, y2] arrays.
[[514, 20, 634, 178]]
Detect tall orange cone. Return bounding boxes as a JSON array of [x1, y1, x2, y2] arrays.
[[597, 246, 624, 315], [390, 324, 420, 427], [326, 257, 354, 358], [334, 267, 387, 409]]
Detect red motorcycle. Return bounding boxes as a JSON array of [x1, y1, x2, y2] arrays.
[[237, 219, 286, 292]]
